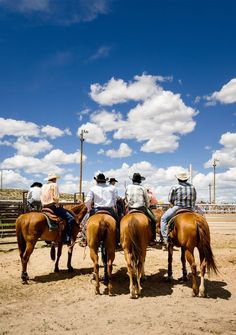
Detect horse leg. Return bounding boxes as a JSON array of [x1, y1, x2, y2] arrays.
[[90, 248, 100, 295], [54, 242, 62, 272], [185, 249, 199, 296], [124, 249, 135, 298], [137, 260, 144, 297], [179, 247, 188, 281], [101, 242, 108, 285], [199, 250, 207, 297], [21, 240, 36, 283], [67, 242, 75, 272], [106, 249, 115, 296], [167, 243, 174, 281]]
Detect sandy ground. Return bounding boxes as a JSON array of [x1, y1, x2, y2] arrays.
[[0, 215, 236, 335]]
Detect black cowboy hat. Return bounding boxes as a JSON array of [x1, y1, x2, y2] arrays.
[[109, 178, 118, 183], [131, 173, 145, 183], [94, 173, 108, 183], [30, 182, 43, 188]]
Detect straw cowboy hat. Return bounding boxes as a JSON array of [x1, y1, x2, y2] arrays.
[[131, 173, 145, 183], [45, 173, 60, 181], [175, 171, 189, 181], [109, 178, 118, 183], [94, 173, 108, 183]]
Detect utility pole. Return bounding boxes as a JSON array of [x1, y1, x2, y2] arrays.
[[212, 159, 219, 204], [79, 129, 88, 200], [189, 164, 192, 183], [208, 183, 212, 204]]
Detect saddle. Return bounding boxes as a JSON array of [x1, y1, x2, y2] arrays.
[[41, 208, 66, 235]]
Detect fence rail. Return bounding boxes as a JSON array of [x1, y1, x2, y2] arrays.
[[1, 200, 236, 244]]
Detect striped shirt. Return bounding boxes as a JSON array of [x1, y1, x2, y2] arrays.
[[168, 181, 196, 209]]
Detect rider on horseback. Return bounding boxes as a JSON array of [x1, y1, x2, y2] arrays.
[[125, 173, 157, 244], [160, 171, 197, 248], [41, 173, 76, 244]]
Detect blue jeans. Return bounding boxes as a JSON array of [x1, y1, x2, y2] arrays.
[[160, 206, 180, 242]]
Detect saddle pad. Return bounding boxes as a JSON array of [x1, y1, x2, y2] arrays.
[[42, 208, 60, 222]]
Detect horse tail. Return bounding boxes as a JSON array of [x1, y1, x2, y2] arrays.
[[196, 215, 218, 274], [98, 219, 108, 243], [16, 216, 26, 256], [128, 217, 142, 271]]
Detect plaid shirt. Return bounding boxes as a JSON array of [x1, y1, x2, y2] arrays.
[[125, 183, 150, 208], [168, 181, 196, 209]]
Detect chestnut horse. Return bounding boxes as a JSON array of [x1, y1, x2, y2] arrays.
[[120, 211, 152, 298], [86, 212, 116, 296], [158, 210, 218, 297], [16, 203, 87, 283]]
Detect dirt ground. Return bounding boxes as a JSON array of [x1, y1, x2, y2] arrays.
[[0, 215, 236, 335]]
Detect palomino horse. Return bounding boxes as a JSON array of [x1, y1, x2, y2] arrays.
[[120, 211, 152, 298], [16, 203, 87, 283], [86, 212, 116, 296], [161, 210, 218, 297]]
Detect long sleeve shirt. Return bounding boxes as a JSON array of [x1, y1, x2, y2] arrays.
[[41, 182, 60, 206], [85, 184, 118, 211], [27, 186, 42, 204], [125, 183, 150, 208], [168, 181, 196, 209]]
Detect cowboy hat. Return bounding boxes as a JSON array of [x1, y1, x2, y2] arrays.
[[131, 173, 145, 183], [94, 173, 108, 183], [175, 171, 189, 181], [30, 182, 43, 188], [109, 178, 118, 183], [45, 173, 60, 181]]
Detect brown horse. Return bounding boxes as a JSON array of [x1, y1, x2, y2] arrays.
[[16, 203, 87, 283], [162, 211, 218, 297], [86, 212, 116, 296], [120, 211, 152, 298]]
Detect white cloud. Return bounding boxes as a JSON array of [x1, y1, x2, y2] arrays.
[[204, 132, 236, 168], [105, 143, 132, 158], [206, 78, 236, 104], [89, 46, 111, 61], [41, 125, 71, 138], [0, 117, 40, 138], [77, 122, 107, 144], [13, 137, 52, 156], [0, 117, 71, 140], [90, 74, 166, 106], [88, 75, 197, 153], [0, 169, 30, 189], [0, 0, 50, 12], [43, 149, 84, 165]]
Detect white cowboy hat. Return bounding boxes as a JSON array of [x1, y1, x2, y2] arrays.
[[175, 171, 189, 181], [45, 173, 60, 181]]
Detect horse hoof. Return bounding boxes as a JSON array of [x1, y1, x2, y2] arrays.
[[166, 276, 173, 283], [54, 267, 59, 273], [192, 290, 199, 297], [199, 290, 206, 298], [68, 266, 74, 273]]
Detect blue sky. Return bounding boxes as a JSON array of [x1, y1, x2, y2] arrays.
[[0, 0, 236, 203]]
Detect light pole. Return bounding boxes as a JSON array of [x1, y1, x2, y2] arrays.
[[212, 159, 219, 204], [79, 129, 88, 200], [208, 183, 212, 203]]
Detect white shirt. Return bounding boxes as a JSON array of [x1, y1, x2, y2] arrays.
[[125, 183, 150, 208], [27, 186, 42, 204], [85, 183, 118, 210]]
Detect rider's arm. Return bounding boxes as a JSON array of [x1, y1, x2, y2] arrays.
[[143, 188, 150, 207], [84, 189, 94, 211], [168, 186, 176, 205], [52, 184, 60, 204]]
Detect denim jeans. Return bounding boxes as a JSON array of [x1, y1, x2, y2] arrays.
[[160, 206, 180, 241]]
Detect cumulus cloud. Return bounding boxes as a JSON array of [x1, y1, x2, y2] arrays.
[[0, 117, 71, 140], [0, 148, 86, 175], [13, 137, 53, 156], [0, 169, 30, 188], [105, 143, 132, 158], [206, 78, 236, 105], [204, 132, 236, 168], [87, 74, 197, 153], [41, 125, 71, 138], [77, 123, 107, 144]]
